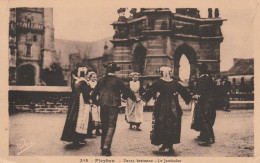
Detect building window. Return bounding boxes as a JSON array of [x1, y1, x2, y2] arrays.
[[26, 44, 32, 56], [10, 12, 16, 22], [33, 35, 37, 42], [251, 77, 254, 84], [10, 48, 15, 55], [241, 77, 245, 84], [25, 15, 33, 23], [232, 78, 236, 85]]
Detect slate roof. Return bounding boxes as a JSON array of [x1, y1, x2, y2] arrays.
[[221, 58, 254, 76]]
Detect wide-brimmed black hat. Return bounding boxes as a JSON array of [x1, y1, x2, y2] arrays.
[[104, 63, 121, 72]]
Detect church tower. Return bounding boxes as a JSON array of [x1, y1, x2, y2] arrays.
[[8, 8, 55, 85]]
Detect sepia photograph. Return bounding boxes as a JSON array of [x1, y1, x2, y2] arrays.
[[1, 0, 258, 162]]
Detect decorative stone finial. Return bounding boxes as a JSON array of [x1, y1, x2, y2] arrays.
[[117, 8, 127, 22], [117, 8, 126, 15], [208, 8, 212, 18], [215, 8, 219, 18], [130, 8, 137, 15]]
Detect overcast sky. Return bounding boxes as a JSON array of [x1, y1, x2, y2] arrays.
[[53, 3, 256, 71]]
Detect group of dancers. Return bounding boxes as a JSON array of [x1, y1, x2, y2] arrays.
[[61, 62, 217, 156]]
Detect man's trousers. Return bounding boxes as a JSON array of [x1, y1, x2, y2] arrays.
[[100, 105, 119, 149]]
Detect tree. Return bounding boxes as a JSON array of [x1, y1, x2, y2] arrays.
[[41, 63, 67, 86]]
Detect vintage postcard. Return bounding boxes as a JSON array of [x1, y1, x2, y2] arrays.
[[0, 0, 259, 162]]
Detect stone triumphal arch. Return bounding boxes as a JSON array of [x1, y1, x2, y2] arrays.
[[108, 8, 226, 82]]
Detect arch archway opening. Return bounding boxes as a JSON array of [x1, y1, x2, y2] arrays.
[[17, 64, 35, 86], [132, 43, 147, 75], [173, 45, 197, 110], [173, 45, 197, 84], [179, 54, 190, 84]]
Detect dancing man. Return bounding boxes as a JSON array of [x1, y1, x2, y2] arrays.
[[91, 63, 137, 156], [222, 76, 232, 112], [191, 63, 216, 146]]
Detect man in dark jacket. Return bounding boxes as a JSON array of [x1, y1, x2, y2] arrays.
[[91, 63, 137, 156], [214, 75, 224, 110], [192, 63, 216, 146], [222, 76, 232, 112]]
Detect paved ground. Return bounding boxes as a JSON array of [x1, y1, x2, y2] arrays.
[[9, 110, 253, 157]]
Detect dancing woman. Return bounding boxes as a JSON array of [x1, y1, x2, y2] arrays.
[[87, 71, 102, 136], [124, 72, 145, 131], [61, 68, 92, 144], [141, 66, 191, 154]]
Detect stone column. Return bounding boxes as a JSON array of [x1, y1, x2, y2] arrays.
[[34, 63, 40, 85], [42, 8, 55, 69], [208, 8, 213, 18]]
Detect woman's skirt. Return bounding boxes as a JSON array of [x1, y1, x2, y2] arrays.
[[150, 98, 182, 146], [76, 103, 91, 134], [125, 93, 144, 124], [61, 93, 91, 142], [91, 104, 101, 127]]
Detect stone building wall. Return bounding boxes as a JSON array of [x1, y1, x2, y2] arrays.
[[9, 8, 55, 86]]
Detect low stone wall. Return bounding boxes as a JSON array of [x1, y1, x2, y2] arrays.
[[230, 101, 254, 109], [9, 87, 254, 114], [9, 87, 72, 115]]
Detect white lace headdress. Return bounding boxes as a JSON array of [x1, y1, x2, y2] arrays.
[[158, 66, 173, 78], [129, 72, 140, 78]]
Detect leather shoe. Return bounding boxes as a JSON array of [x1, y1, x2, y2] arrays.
[[209, 138, 215, 144], [102, 149, 112, 156], [159, 145, 168, 152], [198, 141, 211, 146]]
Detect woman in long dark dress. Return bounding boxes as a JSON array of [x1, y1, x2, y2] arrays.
[[141, 66, 191, 153], [61, 70, 92, 144]]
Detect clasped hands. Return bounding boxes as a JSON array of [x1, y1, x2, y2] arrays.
[[121, 97, 146, 105], [192, 94, 200, 100], [136, 97, 146, 105]]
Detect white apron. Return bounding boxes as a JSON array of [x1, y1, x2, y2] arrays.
[[75, 93, 91, 134], [125, 81, 144, 123]]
